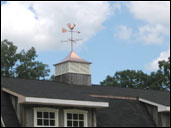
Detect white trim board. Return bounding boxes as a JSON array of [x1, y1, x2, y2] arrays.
[[24, 97, 109, 108], [2, 88, 109, 108], [139, 98, 170, 112], [1, 116, 5, 127]]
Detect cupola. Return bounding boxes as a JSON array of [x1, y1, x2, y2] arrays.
[[54, 51, 91, 86], [54, 23, 92, 86]]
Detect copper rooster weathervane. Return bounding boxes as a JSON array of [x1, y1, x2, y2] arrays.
[[61, 23, 81, 51]]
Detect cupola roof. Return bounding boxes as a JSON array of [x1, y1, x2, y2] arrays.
[[54, 51, 91, 65]]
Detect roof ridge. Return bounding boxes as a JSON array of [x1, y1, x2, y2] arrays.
[[1, 77, 170, 93], [1, 76, 92, 87], [1, 76, 65, 84]]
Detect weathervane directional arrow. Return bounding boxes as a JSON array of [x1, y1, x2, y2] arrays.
[[61, 23, 81, 51]]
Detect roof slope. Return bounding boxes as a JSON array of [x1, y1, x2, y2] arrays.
[[96, 98, 156, 127], [90, 85, 170, 106], [1, 77, 170, 106], [1, 91, 20, 127], [1, 77, 99, 102], [1, 77, 169, 127]]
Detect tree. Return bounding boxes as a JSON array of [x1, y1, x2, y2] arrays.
[[158, 57, 170, 88], [150, 57, 170, 90], [1, 40, 19, 77], [100, 70, 150, 89], [50, 75, 56, 81], [1, 40, 50, 80], [15, 47, 50, 80], [100, 57, 170, 91]]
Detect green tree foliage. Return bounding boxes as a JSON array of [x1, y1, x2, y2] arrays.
[[1, 40, 50, 80], [101, 57, 170, 91], [50, 75, 56, 81], [159, 57, 170, 88], [1, 40, 19, 77], [100, 70, 151, 89], [149, 57, 170, 90]]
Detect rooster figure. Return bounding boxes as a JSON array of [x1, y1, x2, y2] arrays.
[[67, 23, 76, 30]]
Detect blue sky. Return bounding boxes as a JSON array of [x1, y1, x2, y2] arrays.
[[1, 1, 170, 84]]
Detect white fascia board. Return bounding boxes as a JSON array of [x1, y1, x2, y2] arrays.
[[1, 116, 5, 127], [24, 97, 109, 108], [139, 98, 170, 112], [166, 107, 170, 111]]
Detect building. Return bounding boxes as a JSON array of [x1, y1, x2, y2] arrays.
[[1, 51, 170, 127]]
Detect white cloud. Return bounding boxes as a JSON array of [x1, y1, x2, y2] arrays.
[[119, 1, 170, 45], [1, 1, 112, 51], [127, 2, 170, 71], [127, 1, 170, 26], [145, 49, 170, 71], [137, 24, 166, 45], [116, 25, 132, 40]]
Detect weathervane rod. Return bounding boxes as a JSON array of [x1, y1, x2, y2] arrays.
[[71, 30, 73, 51]]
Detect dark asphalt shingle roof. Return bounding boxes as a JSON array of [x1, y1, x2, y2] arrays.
[[91, 85, 170, 106], [1, 77, 99, 102], [1, 91, 20, 127], [96, 98, 156, 127], [1, 77, 170, 127], [1, 77, 170, 106]]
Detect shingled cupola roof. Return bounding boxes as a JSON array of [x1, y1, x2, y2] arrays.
[[54, 51, 91, 66]]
